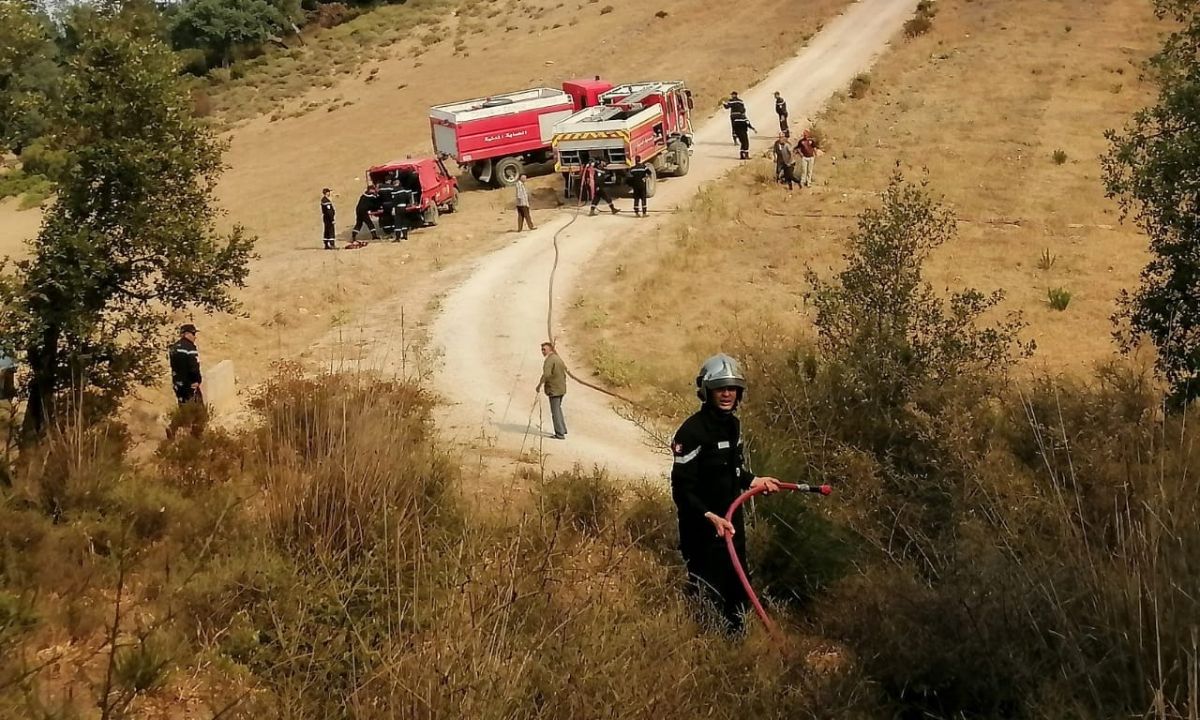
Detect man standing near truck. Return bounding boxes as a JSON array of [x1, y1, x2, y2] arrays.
[[351, 185, 380, 245], [515, 174, 535, 231], [723, 91, 746, 145], [627, 156, 651, 217], [320, 188, 336, 250], [774, 91, 790, 138], [376, 179, 397, 238], [588, 159, 621, 216]]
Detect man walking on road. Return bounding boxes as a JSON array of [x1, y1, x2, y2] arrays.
[[320, 188, 336, 250], [732, 112, 755, 160], [588, 159, 621, 216], [536, 342, 568, 440], [723, 91, 746, 145], [628, 156, 651, 217], [774, 91, 790, 138], [169, 324, 203, 405], [671, 353, 781, 632], [515, 174, 535, 231], [795, 129, 820, 187]]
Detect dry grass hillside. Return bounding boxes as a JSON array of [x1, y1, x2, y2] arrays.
[[573, 0, 1162, 398], [0, 0, 850, 437]]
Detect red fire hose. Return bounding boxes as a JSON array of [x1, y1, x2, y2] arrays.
[[725, 482, 833, 633]]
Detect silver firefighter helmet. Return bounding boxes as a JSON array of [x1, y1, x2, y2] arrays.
[[695, 353, 746, 400]]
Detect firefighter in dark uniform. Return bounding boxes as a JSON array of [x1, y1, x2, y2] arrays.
[[732, 112, 755, 160], [588, 159, 621, 216], [723, 91, 746, 145], [627, 156, 651, 217], [389, 178, 410, 241], [351, 185, 380, 243], [773, 91, 790, 138], [321, 188, 336, 250], [376, 178, 396, 238], [671, 354, 780, 631], [169, 324, 203, 405]]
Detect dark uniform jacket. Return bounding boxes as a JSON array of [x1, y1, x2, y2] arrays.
[[321, 196, 335, 223], [724, 98, 747, 115], [670, 404, 755, 560], [376, 185, 396, 209], [169, 338, 202, 390], [732, 115, 755, 134], [775, 96, 788, 118], [355, 191, 379, 216], [627, 163, 651, 193]]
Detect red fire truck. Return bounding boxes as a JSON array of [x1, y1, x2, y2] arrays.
[[551, 81, 694, 198], [428, 78, 614, 188]]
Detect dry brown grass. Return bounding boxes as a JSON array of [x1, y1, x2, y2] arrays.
[[575, 0, 1163, 397]]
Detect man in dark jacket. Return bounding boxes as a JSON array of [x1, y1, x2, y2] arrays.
[[169, 324, 203, 405], [723, 91, 746, 145], [732, 112, 755, 160], [376, 179, 396, 238], [773, 91, 790, 138], [321, 188, 336, 249], [671, 353, 779, 631], [351, 185, 380, 243], [627, 156, 652, 217], [588, 159, 621, 216]]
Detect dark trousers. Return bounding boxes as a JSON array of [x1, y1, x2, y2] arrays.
[[323, 220, 336, 249], [735, 129, 750, 159], [632, 188, 647, 214], [517, 205, 535, 230], [682, 534, 750, 632], [352, 212, 379, 240], [174, 383, 201, 405], [777, 162, 796, 189], [591, 186, 614, 208], [379, 207, 395, 233], [547, 394, 566, 437], [778, 114, 790, 138], [393, 213, 409, 240]]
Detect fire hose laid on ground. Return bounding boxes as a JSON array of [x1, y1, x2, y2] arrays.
[[725, 482, 833, 633]]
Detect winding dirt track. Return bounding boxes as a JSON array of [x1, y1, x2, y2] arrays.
[[430, 0, 919, 480]]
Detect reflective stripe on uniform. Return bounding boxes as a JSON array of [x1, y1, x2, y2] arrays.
[[673, 446, 701, 464]]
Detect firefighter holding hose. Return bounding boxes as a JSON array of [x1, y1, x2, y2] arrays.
[[671, 353, 780, 632]]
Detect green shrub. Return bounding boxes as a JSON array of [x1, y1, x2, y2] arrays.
[[1047, 286, 1071, 310], [904, 15, 932, 37], [19, 140, 69, 180], [537, 466, 622, 536], [749, 493, 854, 606], [1053, 148, 1068, 164], [621, 483, 677, 557]]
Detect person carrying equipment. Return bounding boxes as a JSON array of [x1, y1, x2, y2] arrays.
[[627, 156, 651, 217], [588, 159, 621, 216], [723, 91, 747, 145], [351, 185, 380, 244], [773, 91, 790, 138], [732, 112, 755, 160], [671, 354, 781, 632], [320, 188, 336, 250]]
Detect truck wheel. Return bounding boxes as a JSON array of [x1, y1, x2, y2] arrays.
[[445, 189, 459, 213], [423, 202, 440, 226], [670, 141, 690, 177], [644, 165, 658, 198], [492, 157, 523, 188], [470, 163, 485, 182]]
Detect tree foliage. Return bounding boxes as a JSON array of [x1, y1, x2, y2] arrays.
[[0, 1, 255, 434], [1103, 0, 1200, 407], [0, 0, 61, 154], [169, 0, 302, 66]]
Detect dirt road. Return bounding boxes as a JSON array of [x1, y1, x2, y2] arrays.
[[430, 0, 919, 480]]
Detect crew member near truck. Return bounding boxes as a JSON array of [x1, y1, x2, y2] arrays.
[[732, 112, 755, 160], [169, 324, 203, 405], [671, 354, 780, 632], [723, 91, 747, 145], [773, 91, 790, 138], [390, 178, 410, 241], [320, 188, 336, 250], [588, 159, 621, 216], [351, 185, 380, 244], [376, 179, 397, 237], [627, 156, 651, 217]]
